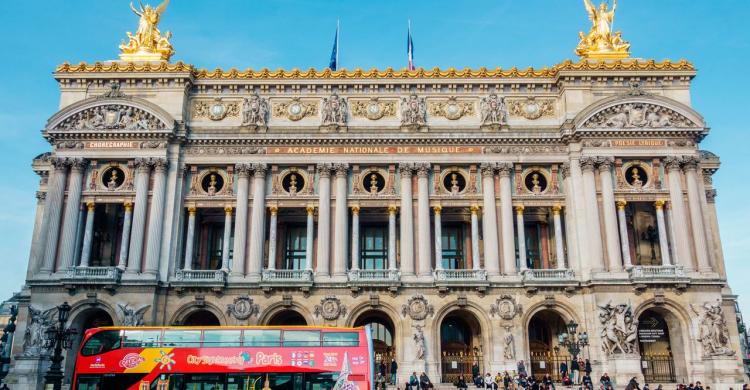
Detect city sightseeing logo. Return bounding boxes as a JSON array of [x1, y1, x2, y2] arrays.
[[155, 350, 176, 371], [119, 353, 145, 369]]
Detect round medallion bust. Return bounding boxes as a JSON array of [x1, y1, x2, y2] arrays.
[[102, 166, 126, 190], [524, 170, 548, 194], [624, 164, 648, 188], [362, 171, 386, 194], [442, 170, 467, 194], [282, 172, 305, 194], [201, 172, 224, 195]]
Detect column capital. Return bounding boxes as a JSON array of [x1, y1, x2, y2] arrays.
[[49, 156, 70, 170], [35, 191, 47, 202], [306, 204, 316, 215], [552, 204, 563, 215], [397, 163, 413, 177], [479, 162, 496, 177], [224, 205, 233, 215], [86, 201, 96, 211], [616, 199, 627, 210], [269, 205, 278, 215], [654, 199, 666, 210], [470, 204, 480, 214], [133, 157, 152, 171], [151, 158, 169, 172], [596, 156, 614, 172], [433, 205, 442, 215], [351, 205, 361, 215], [316, 163, 333, 178], [333, 163, 349, 177], [414, 162, 431, 178], [387, 204, 398, 214], [515, 204, 525, 214], [252, 163, 268, 177], [69, 158, 89, 171], [681, 156, 700, 171], [496, 162, 513, 177], [663, 156, 683, 172], [705, 189, 717, 203], [124, 201, 133, 211], [579, 156, 598, 172], [187, 206, 197, 215], [559, 163, 571, 179], [235, 163, 253, 177]]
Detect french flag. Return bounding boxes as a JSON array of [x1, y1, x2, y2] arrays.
[[407, 20, 415, 71]]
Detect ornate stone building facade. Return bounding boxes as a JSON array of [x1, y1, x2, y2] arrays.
[[6, 5, 746, 389]]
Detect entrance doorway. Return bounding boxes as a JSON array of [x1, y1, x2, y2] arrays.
[[182, 310, 221, 326], [267, 310, 307, 326], [440, 310, 483, 383], [527, 310, 570, 381], [354, 310, 395, 378], [64, 309, 114, 385], [638, 309, 678, 383]]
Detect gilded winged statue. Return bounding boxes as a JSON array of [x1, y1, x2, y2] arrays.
[[576, 0, 630, 59], [119, 0, 174, 61]]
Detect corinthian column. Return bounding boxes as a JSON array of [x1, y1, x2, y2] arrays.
[[117, 202, 133, 271], [654, 200, 672, 266], [398, 164, 415, 276], [433, 205, 443, 270], [306, 205, 315, 271], [552, 205, 566, 270], [497, 163, 516, 275], [232, 164, 252, 276], [41, 158, 70, 273], [351, 206, 360, 271], [127, 158, 152, 274], [616, 200, 632, 269], [683, 157, 711, 272], [470, 205, 481, 270], [332, 163, 349, 277], [222, 206, 233, 272], [144, 159, 168, 276], [664, 156, 692, 270], [316, 164, 332, 276], [597, 157, 622, 272], [516, 205, 527, 271], [247, 164, 268, 279], [183, 206, 197, 270], [58, 158, 88, 271], [388, 205, 398, 271], [480, 163, 500, 276], [580, 157, 604, 272], [79, 202, 96, 267], [415, 163, 432, 276], [267, 206, 277, 271]]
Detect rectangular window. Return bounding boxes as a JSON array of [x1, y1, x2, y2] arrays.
[[322, 332, 359, 347], [122, 330, 161, 348], [284, 225, 307, 270], [203, 330, 242, 347], [243, 329, 281, 347], [360, 225, 387, 270], [441, 224, 465, 269], [162, 330, 202, 347], [283, 330, 321, 347]]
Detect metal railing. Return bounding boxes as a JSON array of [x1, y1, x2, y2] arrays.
[[523, 268, 575, 281], [529, 351, 572, 382], [441, 350, 483, 384], [348, 268, 400, 282], [174, 269, 226, 283], [262, 269, 313, 282], [434, 268, 487, 281], [641, 354, 676, 383], [63, 266, 122, 284]]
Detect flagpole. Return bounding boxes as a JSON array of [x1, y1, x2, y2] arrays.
[[336, 19, 340, 68]]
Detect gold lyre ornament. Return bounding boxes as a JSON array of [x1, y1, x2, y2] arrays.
[[119, 0, 174, 62], [576, 0, 630, 60]]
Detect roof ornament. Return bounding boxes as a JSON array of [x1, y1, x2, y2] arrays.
[[119, 0, 174, 62], [575, 0, 630, 60]]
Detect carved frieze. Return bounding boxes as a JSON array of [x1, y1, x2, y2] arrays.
[[226, 296, 260, 321], [184, 146, 265, 155], [192, 98, 240, 121], [55, 104, 167, 131], [583, 103, 697, 128], [428, 97, 474, 120], [314, 296, 347, 321], [483, 145, 567, 154], [507, 97, 555, 120], [272, 98, 318, 121], [350, 98, 396, 120], [489, 295, 523, 320], [401, 294, 434, 321]]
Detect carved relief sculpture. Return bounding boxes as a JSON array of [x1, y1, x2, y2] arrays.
[[314, 296, 347, 321], [241, 93, 269, 129], [490, 295, 523, 320], [226, 296, 260, 321], [691, 301, 736, 357], [413, 325, 426, 360], [503, 330, 515, 360], [400, 94, 427, 130], [480, 93, 508, 129], [402, 294, 434, 321], [351, 98, 396, 120], [598, 301, 638, 355], [56, 104, 167, 131], [119, 0, 174, 61], [118, 303, 151, 327], [583, 103, 697, 129], [429, 97, 474, 120], [192, 98, 240, 121], [508, 98, 555, 120], [273, 98, 318, 121], [321, 93, 348, 131], [21, 306, 56, 357]]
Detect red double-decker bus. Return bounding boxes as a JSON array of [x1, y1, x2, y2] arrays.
[[72, 325, 374, 390]]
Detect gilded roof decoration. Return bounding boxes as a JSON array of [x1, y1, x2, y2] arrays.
[[54, 59, 695, 79]]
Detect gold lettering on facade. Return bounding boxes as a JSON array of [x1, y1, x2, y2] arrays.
[[611, 140, 666, 147], [266, 145, 481, 155]]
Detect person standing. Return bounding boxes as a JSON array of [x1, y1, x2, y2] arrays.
[[571, 358, 580, 384], [379, 360, 386, 377], [560, 360, 568, 382], [517, 360, 528, 378], [390, 358, 398, 385], [584, 359, 592, 378]]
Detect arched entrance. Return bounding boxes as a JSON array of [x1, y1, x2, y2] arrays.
[[182, 310, 221, 326], [637, 308, 684, 383], [440, 310, 482, 383], [64, 308, 114, 384], [354, 310, 395, 378], [527, 309, 569, 381], [267, 310, 307, 326]]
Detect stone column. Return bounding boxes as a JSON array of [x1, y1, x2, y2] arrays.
[[58, 158, 87, 271], [415, 163, 432, 276], [616, 200, 633, 269], [388, 205, 398, 271], [117, 202, 133, 271], [183, 206, 197, 270], [552, 205, 566, 270], [247, 164, 268, 279], [654, 200, 672, 266], [665, 202, 678, 264], [433, 206, 443, 270], [516, 205, 527, 271], [597, 157, 622, 272], [305, 205, 315, 271], [683, 157, 711, 271], [316, 164, 332, 277], [351, 206, 360, 271], [79, 201, 96, 267], [470, 204, 481, 270], [40, 158, 70, 273], [480, 163, 500, 276], [144, 159, 168, 276], [664, 156, 692, 270], [333, 163, 349, 277], [232, 164, 252, 276], [73, 205, 86, 267], [267, 206, 277, 271], [27, 190, 48, 278], [498, 163, 517, 275], [398, 164, 415, 276], [580, 157, 604, 272], [222, 206, 233, 272], [126, 158, 152, 273]]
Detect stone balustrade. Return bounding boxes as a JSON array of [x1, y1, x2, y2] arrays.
[[62, 266, 122, 285]]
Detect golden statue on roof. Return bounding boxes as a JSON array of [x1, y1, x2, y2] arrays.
[[119, 0, 174, 62], [576, 0, 630, 60]]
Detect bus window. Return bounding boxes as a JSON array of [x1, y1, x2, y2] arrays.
[[162, 330, 201, 347], [203, 330, 241, 347], [81, 330, 122, 356], [243, 329, 281, 347], [322, 332, 359, 347], [282, 330, 320, 347], [122, 330, 162, 348]]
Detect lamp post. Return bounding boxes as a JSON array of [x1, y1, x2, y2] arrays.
[[558, 319, 589, 363], [43, 302, 76, 390]]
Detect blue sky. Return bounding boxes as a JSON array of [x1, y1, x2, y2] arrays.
[[0, 1, 748, 316]]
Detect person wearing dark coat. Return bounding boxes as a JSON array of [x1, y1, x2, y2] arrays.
[[584, 359, 592, 376], [582, 373, 593, 390], [455, 375, 468, 389], [571, 358, 580, 384], [420, 372, 434, 389], [559, 361, 568, 380], [405, 372, 419, 390], [472, 362, 482, 386], [390, 359, 398, 384], [625, 377, 641, 390]]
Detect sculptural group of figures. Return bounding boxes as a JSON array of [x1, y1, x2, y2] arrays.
[[598, 302, 639, 355], [480, 93, 508, 126], [692, 302, 735, 357], [241, 93, 269, 127], [576, 0, 630, 55], [588, 103, 682, 129], [119, 0, 174, 58], [321, 94, 348, 127], [59, 105, 165, 131]]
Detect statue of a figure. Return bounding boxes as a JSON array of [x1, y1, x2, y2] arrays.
[[321, 93, 348, 127], [400, 94, 427, 128], [21, 306, 55, 357], [480, 93, 507, 126], [598, 301, 638, 355], [576, 0, 630, 59], [413, 325, 426, 360], [503, 332, 515, 360], [691, 302, 735, 357], [241, 93, 269, 128], [119, 0, 174, 61], [118, 303, 150, 327]]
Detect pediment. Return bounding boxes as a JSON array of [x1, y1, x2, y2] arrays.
[[581, 101, 700, 130], [46, 96, 175, 133]]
